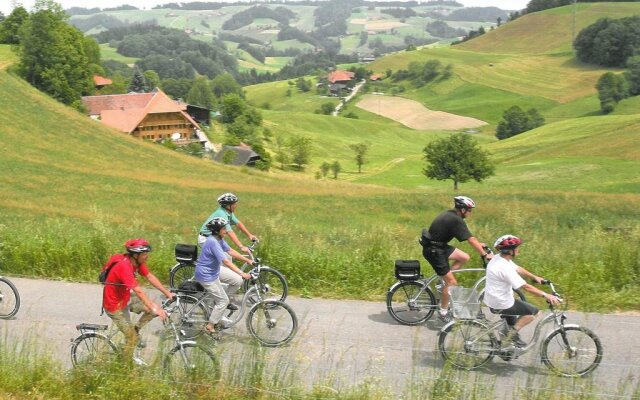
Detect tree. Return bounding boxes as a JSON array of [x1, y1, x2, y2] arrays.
[[496, 105, 542, 140], [423, 133, 495, 191], [0, 6, 28, 44], [17, 2, 94, 108], [331, 161, 341, 179], [211, 72, 242, 98], [143, 70, 160, 90], [625, 55, 640, 96], [274, 135, 290, 170], [128, 67, 148, 93], [288, 135, 312, 170], [320, 161, 331, 178], [186, 76, 215, 109], [596, 72, 628, 114], [349, 142, 369, 173], [295, 77, 311, 92], [320, 102, 334, 115], [219, 93, 246, 123]]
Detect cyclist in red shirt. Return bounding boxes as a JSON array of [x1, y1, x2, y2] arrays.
[[102, 238, 172, 362]]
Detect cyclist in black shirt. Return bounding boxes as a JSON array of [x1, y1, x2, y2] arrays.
[[421, 196, 492, 322]]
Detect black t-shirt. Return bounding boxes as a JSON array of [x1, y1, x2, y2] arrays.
[[427, 210, 472, 243]]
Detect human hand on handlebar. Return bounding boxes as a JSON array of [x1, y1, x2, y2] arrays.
[[543, 292, 562, 305]]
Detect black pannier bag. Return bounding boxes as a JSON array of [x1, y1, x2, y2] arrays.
[[177, 280, 205, 295], [175, 243, 198, 263], [395, 259, 421, 281]]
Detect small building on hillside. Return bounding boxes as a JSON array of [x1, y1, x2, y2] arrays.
[[92, 75, 112, 90], [327, 70, 356, 96], [81, 88, 207, 145], [213, 143, 262, 166]]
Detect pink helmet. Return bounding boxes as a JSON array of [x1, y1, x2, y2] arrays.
[[494, 235, 522, 252], [125, 238, 152, 254]]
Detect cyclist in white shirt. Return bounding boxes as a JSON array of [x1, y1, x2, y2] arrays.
[[484, 234, 561, 347]]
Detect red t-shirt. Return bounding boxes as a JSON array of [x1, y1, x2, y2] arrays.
[[102, 254, 149, 313]]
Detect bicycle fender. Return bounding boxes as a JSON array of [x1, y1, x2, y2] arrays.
[[439, 320, 457, 335], [387, 281, 404, 293], [542, 323, 581, 342]]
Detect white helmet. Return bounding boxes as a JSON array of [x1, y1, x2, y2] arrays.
[[454, 196, 476, 210], [217, 192, 238, 206]]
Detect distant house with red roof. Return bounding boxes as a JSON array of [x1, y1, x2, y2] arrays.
[[326, 70, 356, 96], [81, 88, 204, 143], [92, 75, 112, 89]]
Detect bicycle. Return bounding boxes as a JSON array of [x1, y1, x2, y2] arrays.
[[438, 280, 603, 377], [70, 299, 220, 382], [169, 240, 288, 303], [387, 247, 526, 325], [169, 264, 298, 347], [0, 275, 20, 319]]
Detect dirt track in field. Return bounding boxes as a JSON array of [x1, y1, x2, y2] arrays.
[[356, 94, 488, 131]]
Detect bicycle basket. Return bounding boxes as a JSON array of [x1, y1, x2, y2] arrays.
[[449, 286, 481, 320], [175, 243, 198, 263], [394, 260, 420, 281]]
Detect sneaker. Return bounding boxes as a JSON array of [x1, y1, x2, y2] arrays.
[[219, 316, 233, 328], [136, 340, 147, 349], [499, 328, 527, 348], [438, 311, 452, 323], [510, 332, 527, 348], [132, 356, 148, 367]]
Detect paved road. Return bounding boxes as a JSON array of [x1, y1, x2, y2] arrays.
[[1, 277, 639, 399]]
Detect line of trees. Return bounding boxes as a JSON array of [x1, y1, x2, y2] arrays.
[[495, 106, 545, 139]]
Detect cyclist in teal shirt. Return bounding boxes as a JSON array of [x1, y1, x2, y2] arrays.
[[198, 193, 258, 253]]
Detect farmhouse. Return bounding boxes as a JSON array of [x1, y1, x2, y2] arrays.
[[327, 70, 356, 96], [81, 88, 208, 145], [213, 143, 262, 166]]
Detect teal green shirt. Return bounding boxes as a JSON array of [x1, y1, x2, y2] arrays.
[[199, 207, 240, 236]]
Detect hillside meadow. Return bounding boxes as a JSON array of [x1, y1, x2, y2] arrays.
[[0, 49, 638, 312]]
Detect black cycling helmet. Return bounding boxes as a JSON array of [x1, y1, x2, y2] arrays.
[[454, 196, 476, 210], [217, 193, 238, 206], [206, 217, 228, 235]]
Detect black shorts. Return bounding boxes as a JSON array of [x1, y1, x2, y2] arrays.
[[491, 299, 539, 327], [422, 245, 455, 276]]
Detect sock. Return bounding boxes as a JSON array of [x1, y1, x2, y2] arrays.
[[439, 307, 448, 315]]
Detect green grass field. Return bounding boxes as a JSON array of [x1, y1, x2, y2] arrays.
[[99, 43, 139, 65]]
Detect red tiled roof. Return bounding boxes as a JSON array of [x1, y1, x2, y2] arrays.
[[81, 89, 199, 133], [370, 74, 382, 81], [93, 75, 113, 86], [327, 70, 355, 83]]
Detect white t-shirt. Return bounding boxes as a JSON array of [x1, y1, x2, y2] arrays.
[[483, 254, 526, 310]]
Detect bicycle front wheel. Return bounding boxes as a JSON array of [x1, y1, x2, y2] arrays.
[[0, 277, 20, 319], [246, 300, 297, 347], [169, 263, 196, 289], [541, 326, 603, 377], [386, 281, 436, 325], [438, 320, 496, 369], [166, 295, 210, 339], [164, 343, 221, 383], [243, 266, 288, 302], [70, 333, 118, 368]]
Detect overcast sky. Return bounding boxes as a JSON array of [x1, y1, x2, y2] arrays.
[[1, 0, 529, 17]]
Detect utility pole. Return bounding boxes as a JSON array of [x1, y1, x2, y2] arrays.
[[572, 0, 578, 42]]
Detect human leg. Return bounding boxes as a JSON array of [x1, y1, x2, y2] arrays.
[[129, 295, 155, 335], [498, 300, 539, 347], [106, 307, 137, 359], [448, 248, 470, 271], [200, 280, 229, 326], [219, 265, 243, 297]]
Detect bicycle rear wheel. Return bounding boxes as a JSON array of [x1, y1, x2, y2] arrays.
[[169, 263, 196, 289], [164, 343, 220, 383], [70, 333, 118, 368], [243, 266, 288, 303], [0, 277, 20, 319], [246, 300, 297, 347], [166, 295, 210, 339], [541, 326, 603, 377], [438, 320, 496, 369], [386, 281, 436, 325]]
